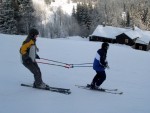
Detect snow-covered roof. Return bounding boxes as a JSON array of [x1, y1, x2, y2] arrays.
[[124, 30, 142, 39], [133, 27, 150, 44], [91, 25, 150, 43], [136, 37, 150, 44], [91, 25, 127, 39], [141, 31, 150, 43], [135, 39, 147, 44]]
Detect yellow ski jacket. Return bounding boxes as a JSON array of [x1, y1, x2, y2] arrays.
[[20, 39, 35, 56]]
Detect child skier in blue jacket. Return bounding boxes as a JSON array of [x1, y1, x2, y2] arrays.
[[90, 42, 109, 89]]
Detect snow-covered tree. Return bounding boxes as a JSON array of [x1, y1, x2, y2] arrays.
[[44, 0, 51, 5], [0, 0, 17, 34], [18, 0, 37, 34]]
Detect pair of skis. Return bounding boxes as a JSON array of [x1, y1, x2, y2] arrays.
[[21, 84, 71, 95], [75, 84, 123, 95], [21, 83, 123, 95]]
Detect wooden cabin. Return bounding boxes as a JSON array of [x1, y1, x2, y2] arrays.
[[133, 38, 150, 51], [116, 33, 135, 46]]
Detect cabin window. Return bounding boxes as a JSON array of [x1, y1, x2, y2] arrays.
[[139, 46, 143, 50], [125, 39, 128, 43]]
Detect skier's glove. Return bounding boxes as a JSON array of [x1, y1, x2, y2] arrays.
[[36, 54, 40, 59], [104, 61, 108, 68], [105, 62, 110, 69]]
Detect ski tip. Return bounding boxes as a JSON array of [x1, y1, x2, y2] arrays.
[[21, 83, 25, 86], [67, 92, 71, 95], [119, 92, 123, 95]]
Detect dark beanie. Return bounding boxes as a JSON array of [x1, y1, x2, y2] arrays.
[[29, 28, 39, 37], [102, 42, 109, 49]]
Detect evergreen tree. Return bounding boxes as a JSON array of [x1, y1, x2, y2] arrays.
[[126, 11, 130, 27], [76, 3, 83, 24], [18, 0, 36, 34], [0, 1, 4, 32], [142, 8, 148, 23], [86, 2, 93, 30], [72, 6, 76, 18], [44, 0, 51, 5], [0, 0, 17, 34], [74, 2, 93, 36]]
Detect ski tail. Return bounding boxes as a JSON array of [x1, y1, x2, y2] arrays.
[[21, 83, 71, 95], [21, 83, 33, 87]]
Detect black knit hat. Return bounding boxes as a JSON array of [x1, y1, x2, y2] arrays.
[[29, 28, 39, 37], [102, 42, 109, 49]]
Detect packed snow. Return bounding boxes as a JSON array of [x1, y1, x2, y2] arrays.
[[0, 33, 150, 113]]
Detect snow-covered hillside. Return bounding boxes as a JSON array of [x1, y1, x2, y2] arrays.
[[0, 34, 150, 113]]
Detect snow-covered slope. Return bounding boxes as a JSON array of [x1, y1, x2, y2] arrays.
[[0, 34, 150, 113]]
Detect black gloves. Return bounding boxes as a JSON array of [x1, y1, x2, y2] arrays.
[[101, 61, 108, 68], [104, 61, 110, 69], [36, 54, 40, 59], [104, 61, 108, 67]]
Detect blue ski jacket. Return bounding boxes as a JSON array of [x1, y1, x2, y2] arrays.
[[93, 49, 108, 72]]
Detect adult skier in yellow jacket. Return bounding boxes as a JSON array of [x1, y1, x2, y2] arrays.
[[20, 28, 49, 89]]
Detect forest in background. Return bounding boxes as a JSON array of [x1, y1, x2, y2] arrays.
[[0, 0, 150, 38]]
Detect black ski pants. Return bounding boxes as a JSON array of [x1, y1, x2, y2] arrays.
[[92, 71, 106, 87], [23, 61, 43, 86]]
